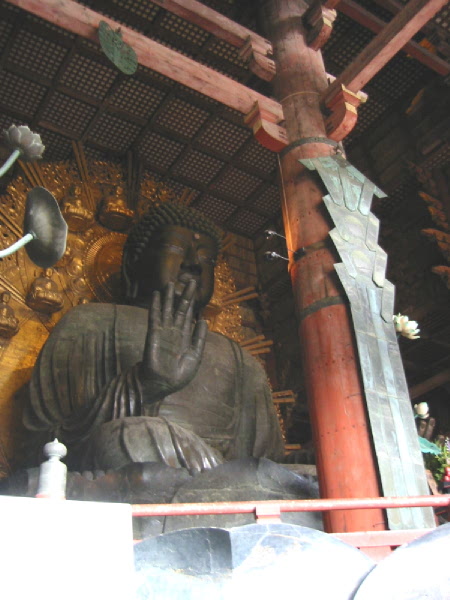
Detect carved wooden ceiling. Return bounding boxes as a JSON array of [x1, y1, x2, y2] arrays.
[[0, 0, 449, 401], [0, 0, 447, 234]]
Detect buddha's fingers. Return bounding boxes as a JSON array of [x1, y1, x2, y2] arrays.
[[174, 279, 196, 330], [146, 291, 162, 367], [181, 300, 194, 349], [162, 281, 175, 327], [191, 319, 207, 358], [149, 290, 161, 329]]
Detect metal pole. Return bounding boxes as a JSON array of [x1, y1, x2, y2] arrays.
[[0, 232, 34, 258], [131, 495, 450, 517]]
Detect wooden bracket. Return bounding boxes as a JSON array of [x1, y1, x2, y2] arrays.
[[238, 36, 276, 82], [323, 84, 367, 142], [422, 228, 450, 261], [432, 265, 450, 290], [304, 2, 337, 51], [244, 102, 289, 152]]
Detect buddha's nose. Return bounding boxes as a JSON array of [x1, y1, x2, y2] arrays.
[[181, 244, 201, 273]]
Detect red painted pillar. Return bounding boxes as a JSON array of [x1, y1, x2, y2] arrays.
[[260, 0, 386, 532]]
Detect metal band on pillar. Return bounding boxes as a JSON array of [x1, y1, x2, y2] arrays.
[[280, 137, 339, 159], [299, 296, 346, 320]]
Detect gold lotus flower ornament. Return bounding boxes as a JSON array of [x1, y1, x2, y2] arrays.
[[393, 313, 420, 339], [1, 124, 45, 177]]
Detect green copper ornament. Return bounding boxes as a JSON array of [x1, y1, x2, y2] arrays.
[[98, 21, 138, 75]]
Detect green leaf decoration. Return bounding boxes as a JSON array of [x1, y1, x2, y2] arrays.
[[418, 436, 442, 455]]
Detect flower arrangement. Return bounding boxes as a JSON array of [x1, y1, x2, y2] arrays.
[[424, 437, 450, 485], [393, 313, 420, 339]]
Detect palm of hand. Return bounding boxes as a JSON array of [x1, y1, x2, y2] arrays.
[[141, 281, 207, 398]]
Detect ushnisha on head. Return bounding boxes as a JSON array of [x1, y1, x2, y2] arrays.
[[122, 202, 222, 313]]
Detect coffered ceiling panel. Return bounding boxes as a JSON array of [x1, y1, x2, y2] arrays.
[[173, 149, 224, 186], [211, 167, 262, 200], [88, 112, 141, 152], [195, 194, 237, 223], [0, 70, 47, 118], [196, 118, 249, 158], [138, 131, 185, 172], [7, 29, 68, 80], [108, 79, 165, 120], [59, 52, 118, 101], [155, 97, 210, 138], [40, 92, 98, 137]]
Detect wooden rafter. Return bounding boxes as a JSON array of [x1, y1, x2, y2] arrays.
[[149, 0, 276, 81], [321, 0, 449, 139], [338, 0, 450, 77], [409, 369, 450, 399], [324, 0, 449, 105], [325, 0, 448, 101], [6, 0, 284, 123], [148, 0, 271, 54], [361, 0, 443, 40], [7, 0, 448, 150]]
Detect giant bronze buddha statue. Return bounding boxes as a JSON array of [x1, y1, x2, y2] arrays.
[[21, 202, 284, 474]]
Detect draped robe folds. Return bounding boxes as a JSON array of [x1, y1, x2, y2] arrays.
[[22, 304, 284, 471]]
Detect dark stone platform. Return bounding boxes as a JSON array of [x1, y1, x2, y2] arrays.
[[134, 523, 375, 600], [135, 522, 450, 599]]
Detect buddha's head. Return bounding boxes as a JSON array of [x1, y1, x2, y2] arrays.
[[122, 202, 222, 314]]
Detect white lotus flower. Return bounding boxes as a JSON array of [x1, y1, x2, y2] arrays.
[[393, 313, 420, 339], [414, 402, 429, 419], [1, 124, 45, 178]]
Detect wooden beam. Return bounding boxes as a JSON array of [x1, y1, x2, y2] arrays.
[[370, 0, 440, 38], [370, 0, 411, 15], [409, 368, 450, 399], [6, 0, 284, 123], [337, 0, 450, 78], [148, 0, 272, 56], [149, 0, 276, 81], [324, 0, 450, 105]]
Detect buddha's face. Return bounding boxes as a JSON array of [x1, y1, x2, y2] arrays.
[[129, 225, 216, 313]]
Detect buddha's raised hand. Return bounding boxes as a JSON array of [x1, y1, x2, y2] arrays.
[[139, 280, 207, 401]]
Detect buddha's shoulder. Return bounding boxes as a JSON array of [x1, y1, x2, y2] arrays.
[[205, 329, 236, 349], [205, 331, 264, 370]]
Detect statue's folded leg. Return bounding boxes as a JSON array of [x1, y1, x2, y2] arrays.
[[79, 416, 224, 472]]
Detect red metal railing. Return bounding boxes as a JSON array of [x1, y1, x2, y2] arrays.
[[132, 495, 450, 560], [132, 494, 450, 518]]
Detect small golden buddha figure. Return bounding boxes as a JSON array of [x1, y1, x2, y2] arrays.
[[67, 255, 84, 278], [61, 185, 93, 232], [0, 292, 19, 339], [26, 268, 64, 314], [98, 185, 134, 232], [71, 276, 89, 296]]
